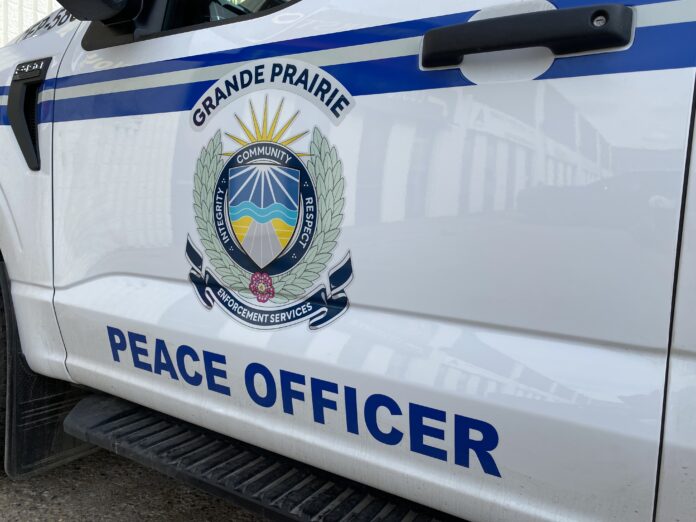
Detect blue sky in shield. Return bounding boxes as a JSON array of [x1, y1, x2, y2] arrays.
[[228, 165, 300, 226]]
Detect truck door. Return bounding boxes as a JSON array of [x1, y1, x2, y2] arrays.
[[0, 9, 79, 380], [655, 76, 696, 522], [52, 1, 695, 520]]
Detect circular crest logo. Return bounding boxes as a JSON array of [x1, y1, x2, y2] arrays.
[[186, 95, 353, 330]]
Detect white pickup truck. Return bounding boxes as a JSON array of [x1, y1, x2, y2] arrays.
[[0, 0, 695, 520]]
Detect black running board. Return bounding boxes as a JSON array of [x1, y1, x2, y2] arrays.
[[64, 395, 459, 522]]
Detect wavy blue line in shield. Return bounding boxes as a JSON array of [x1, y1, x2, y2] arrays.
[[228, 164, 300, 269], [229, 202, 298, 224]]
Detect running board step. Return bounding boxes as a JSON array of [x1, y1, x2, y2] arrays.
[[64, 395, 459, 522]]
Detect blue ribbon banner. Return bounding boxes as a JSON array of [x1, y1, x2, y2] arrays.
[[186, 238, 353, 330]]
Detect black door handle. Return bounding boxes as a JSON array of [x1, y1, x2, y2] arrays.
[[421, 4, 633, 69], [8, 58, 51, 171]]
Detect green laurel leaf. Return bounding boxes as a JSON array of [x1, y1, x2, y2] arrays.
[[193, 131, 251, 293], [272, 127, 345, 303]]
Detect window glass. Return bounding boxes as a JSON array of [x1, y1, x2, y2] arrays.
[[164, 0, 292, 32]]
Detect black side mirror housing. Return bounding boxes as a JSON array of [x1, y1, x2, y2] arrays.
[[57, 0, 143, 22], [58, 0, 160, 51]]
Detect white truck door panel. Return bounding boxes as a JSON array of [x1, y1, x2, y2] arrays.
[[656, 94, 696, 522], [51, 1, 696, 520], [0, 10, 80, 379]]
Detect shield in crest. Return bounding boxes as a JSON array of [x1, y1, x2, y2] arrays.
[[228, 162, 300, 269]]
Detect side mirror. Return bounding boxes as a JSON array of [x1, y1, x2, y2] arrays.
[[58, 0, 152, 51], [56, 0, 143, 23]]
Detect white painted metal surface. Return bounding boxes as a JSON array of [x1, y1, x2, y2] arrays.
[[0, 18, 79, 379], [656, 112, 696, 522], [0, 1, 694, 520]]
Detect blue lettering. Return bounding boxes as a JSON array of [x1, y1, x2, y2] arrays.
[[203, 350, 230, 396], [176, 345, 202, 386], [193, 108, 205, 127], [153, 338, 178, 380], [409, 403, 447, 461], [240, 69, 253, 89], [279, 370, 305, 415], [364, 394, 403, 446], [345, 386, 359, 435], [214, 87, 226, 106], [128, 331, 152, 372], [294, 68, 309, 90], [103, 330, 503, 477], [314, 78, 332, 102], [224, 77, 239, 96], [331, 95, 351, 118], [254, 64, 265, 84], [282, 64, 297, 85], [202, 96, 215, 115], [454, 415, 501, 477], [270, 62, 283, 82], [245, 363, 276, 408], [107, 326, 126, 362], [310, 378, 338, 424]]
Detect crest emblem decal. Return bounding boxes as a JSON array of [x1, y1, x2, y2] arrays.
[[185, 62, 354, 330], [225, 99, 307, 269]]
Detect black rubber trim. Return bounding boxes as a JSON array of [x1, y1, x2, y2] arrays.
[[8, 58, 52, 171], [65, 395, 462, 521], [421, 4, 633, 69]]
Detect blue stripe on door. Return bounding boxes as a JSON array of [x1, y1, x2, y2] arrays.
[[0, 1, 692, 125], [46, 22, 696, 123], [52, 10, 479, 90], [47, 0, 678, 92]]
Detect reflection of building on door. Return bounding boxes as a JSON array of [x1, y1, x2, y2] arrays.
[[363, 81, 683, 223], [329, 319, 595, 407], [460, 84, 684, 217], [464, 83, 683, 218], [0, 1, 61, 46], [465, 83, 617, 214]]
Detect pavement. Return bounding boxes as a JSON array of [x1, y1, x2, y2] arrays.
[[0, 450, 263, 521]]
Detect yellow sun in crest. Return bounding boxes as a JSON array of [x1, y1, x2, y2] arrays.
[[223, 96, 310, 157]]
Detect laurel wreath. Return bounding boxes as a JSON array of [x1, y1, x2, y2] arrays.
[[193, 127, 344, 304]]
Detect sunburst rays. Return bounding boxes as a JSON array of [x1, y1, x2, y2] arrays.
[[223, 96, 310, 157]]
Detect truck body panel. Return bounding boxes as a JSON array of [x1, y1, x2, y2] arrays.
[[0, 11, 79, 379], [0, 1, 694, 520]]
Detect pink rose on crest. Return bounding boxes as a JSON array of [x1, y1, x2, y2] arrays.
[[249, 272, 275, 303]]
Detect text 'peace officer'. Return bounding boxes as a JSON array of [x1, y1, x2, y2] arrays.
[[107, 326, 502, 478]]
